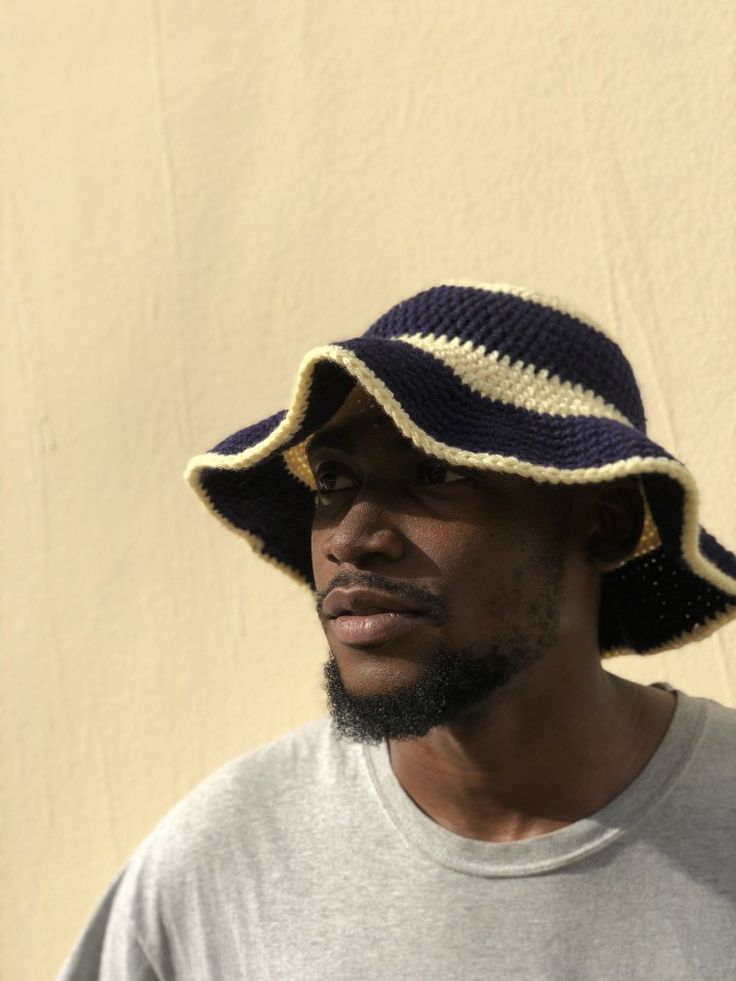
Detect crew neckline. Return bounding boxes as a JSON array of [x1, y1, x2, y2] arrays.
[[361, 686, 707, 878]]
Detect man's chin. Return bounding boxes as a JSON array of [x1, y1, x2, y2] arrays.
[[322, 650, 441, 744], [321, 643, 537, 745]]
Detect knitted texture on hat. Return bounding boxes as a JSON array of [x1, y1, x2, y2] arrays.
[[185, 283, 736, 656]]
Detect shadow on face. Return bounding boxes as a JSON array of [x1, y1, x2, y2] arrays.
[[308, 387, 643, 743]]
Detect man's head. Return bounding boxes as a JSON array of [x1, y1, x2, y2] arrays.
[[186, 283, 736, 687], [310, 387, 644, 744]]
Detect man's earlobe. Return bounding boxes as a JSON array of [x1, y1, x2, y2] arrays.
[[587, 478, 645, 571]]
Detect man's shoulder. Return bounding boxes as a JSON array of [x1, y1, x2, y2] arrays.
[[58, 718, 365, 977], [701, 693, 736, 728], [696, 693, 736, 769], [126, 715, 352, 886], [163, 712, 345, 820], [182, 712, 335, 796], [673, 692, 736, 802], [182, 713, 339, 805]]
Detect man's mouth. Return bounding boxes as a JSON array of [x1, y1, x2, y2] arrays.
[[321, 587, 433, 649], [328, 610, 427, 648]]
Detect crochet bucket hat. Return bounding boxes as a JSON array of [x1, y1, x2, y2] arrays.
[[184, 283, 736, 657]]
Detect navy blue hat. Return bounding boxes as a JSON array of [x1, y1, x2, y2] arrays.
[[185, 283, 736, 656]]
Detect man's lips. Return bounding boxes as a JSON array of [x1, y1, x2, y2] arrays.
[[321, 588, 433, 649], [321, 587, 429, 620], [330, 611, 429, 647]]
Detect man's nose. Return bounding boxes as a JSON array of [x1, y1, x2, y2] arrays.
[[321, 498, 405, 567]]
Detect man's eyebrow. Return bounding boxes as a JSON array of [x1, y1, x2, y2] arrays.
[[306, 425, 418, 460], [306, 429, 353, 458]]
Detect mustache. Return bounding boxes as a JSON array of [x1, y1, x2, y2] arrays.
[[314, 569, 448, 624]]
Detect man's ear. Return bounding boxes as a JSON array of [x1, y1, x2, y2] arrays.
[[587, 477, 645, 571]]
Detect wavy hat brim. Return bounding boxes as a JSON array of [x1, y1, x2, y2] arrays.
[[185, 332, 736, 658]]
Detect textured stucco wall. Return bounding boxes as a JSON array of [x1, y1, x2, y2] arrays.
[[3, 2, 735, 977]]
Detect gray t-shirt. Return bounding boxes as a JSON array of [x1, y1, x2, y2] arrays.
[[58, 686, 736, 980]]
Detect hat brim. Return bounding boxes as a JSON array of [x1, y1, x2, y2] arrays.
[[185, 338, 736, 656]]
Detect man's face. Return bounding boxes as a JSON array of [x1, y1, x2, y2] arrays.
[[309, 388, 582, 745]]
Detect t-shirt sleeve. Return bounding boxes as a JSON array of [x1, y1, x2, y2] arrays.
[[55, 867, 162, 981]]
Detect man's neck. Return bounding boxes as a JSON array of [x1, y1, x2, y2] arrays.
[[387, 667, 677, 843]]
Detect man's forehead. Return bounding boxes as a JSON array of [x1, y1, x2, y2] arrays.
[[308, 387, 415, 456], [332, 385, 387, 419]]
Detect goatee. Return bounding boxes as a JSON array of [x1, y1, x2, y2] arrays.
[[322, 640, 542, 745]]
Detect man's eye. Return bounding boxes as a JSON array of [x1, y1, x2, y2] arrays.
[[315, 471, 356, 493], [419, 462, 469, 485]]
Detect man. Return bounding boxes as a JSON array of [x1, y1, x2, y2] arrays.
[[59, 284, 736, 979]]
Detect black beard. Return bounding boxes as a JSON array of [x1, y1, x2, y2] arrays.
[[319, 511, 568, 746], [322, 638, 543, 745]]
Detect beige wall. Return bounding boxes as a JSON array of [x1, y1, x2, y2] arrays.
[[3, 2, 736, 977]]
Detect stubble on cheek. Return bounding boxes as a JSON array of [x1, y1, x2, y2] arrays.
[[458, 525, 568, 658]]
